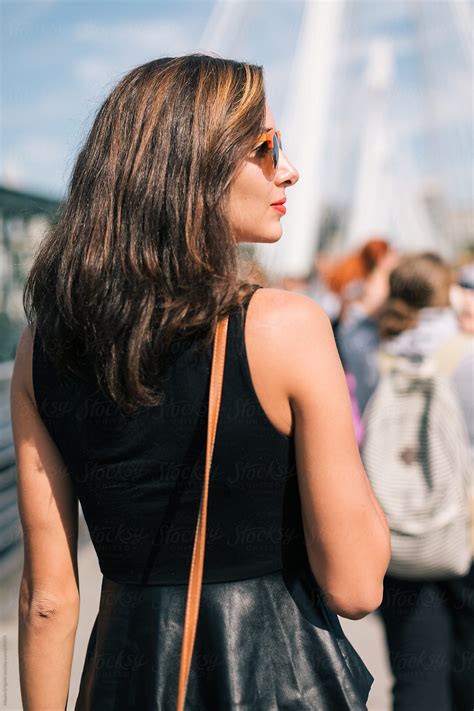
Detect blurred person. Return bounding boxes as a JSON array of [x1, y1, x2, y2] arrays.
[[306, 254, 342, 325], [452, 284, 474, 335], [338, 252, 474, 711], [323, 243, 400, 420], [451, 262, 474, 336], [449, 263, 474, 467], [322, 246, 399, 451], [456, 261, 474, 290], [325, 237, 397, 321], [10, 54, 390, 710], [334, 249, 401, 414]]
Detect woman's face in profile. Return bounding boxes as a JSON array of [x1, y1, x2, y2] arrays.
[[229, 103, 299, 244]]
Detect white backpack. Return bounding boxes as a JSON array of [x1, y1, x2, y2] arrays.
[[361, 331, 473, 579]]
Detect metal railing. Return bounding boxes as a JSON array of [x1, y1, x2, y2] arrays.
[[0, 360, 23, 580]]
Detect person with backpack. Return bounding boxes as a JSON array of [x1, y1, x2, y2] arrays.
[[337, 251, 474, 711]]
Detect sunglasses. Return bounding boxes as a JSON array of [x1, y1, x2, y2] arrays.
[[253, 128, 283, 173]]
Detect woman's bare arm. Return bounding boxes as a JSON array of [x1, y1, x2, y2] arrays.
[[270, 290, 391, 619], [11, 325, 80, 710]]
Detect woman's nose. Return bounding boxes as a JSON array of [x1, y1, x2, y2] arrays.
[[277, 151, 299, 186]]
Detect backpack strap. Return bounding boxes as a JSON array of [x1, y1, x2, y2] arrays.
[[431, 331, 473, 376], [376, 349, 434, 377], [377, 331, 473, 376], [377, 349, 404, 373]]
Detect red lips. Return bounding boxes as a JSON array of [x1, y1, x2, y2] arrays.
[[270, 198, 287, 206]]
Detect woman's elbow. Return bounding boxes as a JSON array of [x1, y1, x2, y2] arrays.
[[18, 578, 80, 628], [324, 584, 384, 621]]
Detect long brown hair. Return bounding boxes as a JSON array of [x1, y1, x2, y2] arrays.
[[24, 54, 266, 414], [378, 252, 455, 339]]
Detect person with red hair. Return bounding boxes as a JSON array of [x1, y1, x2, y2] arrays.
[[325, 238, 397, 317]]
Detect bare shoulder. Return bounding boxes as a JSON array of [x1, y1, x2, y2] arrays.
[[248, 286, 331, 331], [247, 287, 335, 360], [245, 287, 337, 412], [11, 323, 36, 406]]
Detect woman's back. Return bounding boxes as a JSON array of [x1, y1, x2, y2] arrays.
[[14, 279, 391, 708], [32, 284, 309, 585]]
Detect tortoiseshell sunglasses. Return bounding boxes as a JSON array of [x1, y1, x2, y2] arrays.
[[253, 128, 283, 173]]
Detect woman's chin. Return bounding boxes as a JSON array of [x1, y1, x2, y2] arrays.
[[237, 225, 283, 244], [263, 230, 283, 244], [252, 227, 284, 244]]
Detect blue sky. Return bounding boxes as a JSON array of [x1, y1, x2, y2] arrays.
[[2, 0, 472, 208], [2, 1, 304, 199]]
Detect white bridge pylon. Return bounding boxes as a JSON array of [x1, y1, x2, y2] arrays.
[[254, 0, 344, 279]]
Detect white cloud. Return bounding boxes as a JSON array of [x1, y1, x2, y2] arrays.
[[69, 18, 205, 96]]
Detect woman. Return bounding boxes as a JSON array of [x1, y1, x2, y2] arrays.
[[337, 252, 474, 710], [324, 237, 397, 323], [11, 54, 390, 710]]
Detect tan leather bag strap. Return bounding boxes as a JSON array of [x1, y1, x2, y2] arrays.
[[176, 315, 229, 711]]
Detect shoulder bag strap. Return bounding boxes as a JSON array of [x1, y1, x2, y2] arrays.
[[176, 314, 229, 711]]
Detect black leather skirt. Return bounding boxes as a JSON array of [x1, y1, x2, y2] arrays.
[[75, 564, 374, 710]]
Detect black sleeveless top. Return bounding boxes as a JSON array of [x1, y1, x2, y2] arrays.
[[32, 285, 309, 585]]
